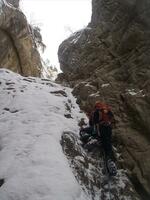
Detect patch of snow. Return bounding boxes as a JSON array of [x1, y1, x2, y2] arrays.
[[70, 32, 81, 44], [71, 37, 80, 44], [127, 89, 145, 97], [89, 91, 100, 97], [74, 156, 84, 163], [69, 27, 91, 45], [128, 90, 137, 96], [0, 69, 89, 200], [101, 83, 110, 88]]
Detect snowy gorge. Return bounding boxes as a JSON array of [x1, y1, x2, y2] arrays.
[[0, 69, 88, 200], [0, 69, 141, 200], [0, 0, 150, 199]]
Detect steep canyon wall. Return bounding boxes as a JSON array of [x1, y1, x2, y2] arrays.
[[0, 0, 42, 76], [57, 0, 150, 198]]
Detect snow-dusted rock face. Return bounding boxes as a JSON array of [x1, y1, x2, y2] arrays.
[[0, 0, 42, 76], [0, 69, 140, 200], [7, 0, 19, 8], [61, 132, 140, 200], [58, 0, 150, 198]]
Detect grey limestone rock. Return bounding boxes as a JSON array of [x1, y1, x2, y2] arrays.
[[0, 0, 42, 76], [58, 0, 150, 197]]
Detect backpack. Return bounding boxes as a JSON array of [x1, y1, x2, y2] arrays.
[[94, 102, 114, 125]]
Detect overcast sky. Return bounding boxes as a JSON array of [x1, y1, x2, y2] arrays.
[[20, 0, 92, 70]]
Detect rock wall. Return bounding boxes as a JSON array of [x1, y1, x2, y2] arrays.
[[0, 0, 42, 76], [7, 0, 19, 8], [58, 0, 150, 198], [61, 131, 140, 200]]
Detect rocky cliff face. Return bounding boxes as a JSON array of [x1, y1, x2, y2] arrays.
[[7, 0, 19, 8], [58, 0, 150, 198], [61, 132, 140, 200], [0, 0, 42, 76]]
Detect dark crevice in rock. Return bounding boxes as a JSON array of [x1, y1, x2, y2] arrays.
[[130, 175, 150, 200], [3, 107, 10, 111], [41, 82, 54, 86], [3, 107, 19, 113], [4, 87, 15, 90], [23, 78, 33, 83], [0, 179, 4, 187], [50, 90, 67, 97], [10, 110, 19, 113], [64, 114, 72, 119], [41, 78, 51, 82], [5, 82, 15, 85], [1, 29, 23, 75], [65, 103, 71, 112]]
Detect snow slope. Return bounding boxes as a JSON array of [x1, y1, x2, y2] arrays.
[[0, 69, 88, 200]]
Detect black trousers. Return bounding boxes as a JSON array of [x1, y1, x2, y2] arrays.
[[100, 125, 113, 160], [79, 126, 93, 143], [81, 127, 93, 135]]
